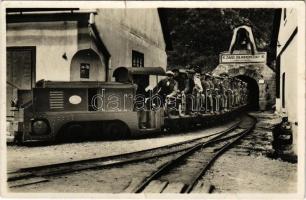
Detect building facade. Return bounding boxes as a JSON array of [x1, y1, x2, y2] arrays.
[[275, 8, 298, 154], [6, 8, 171, 116]]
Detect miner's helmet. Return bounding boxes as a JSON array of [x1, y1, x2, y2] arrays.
[[186, 69, 195, 74], [205, 73, 212, 80], [194, 66, 201, 73], [205, 72, 212, 77], [172, 68, 179, 73], [166, 70, 175, 77], [179, 69, 187, 74], [220, 73, 228, 79]]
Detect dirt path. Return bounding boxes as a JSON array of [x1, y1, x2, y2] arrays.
[[197, 112, 297, 193]]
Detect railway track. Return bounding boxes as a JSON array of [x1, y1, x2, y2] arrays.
[[131, 114, 257, 193], [8, 115, 256, 192], [8, 119, 242, 188]]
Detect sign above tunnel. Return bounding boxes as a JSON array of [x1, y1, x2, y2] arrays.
[[220, 52, 267, 63], [219, 25, 267, 64]]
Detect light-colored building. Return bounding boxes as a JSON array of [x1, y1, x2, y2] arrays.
[[275, 8, 298, 154], [6, 8, 171, 115]]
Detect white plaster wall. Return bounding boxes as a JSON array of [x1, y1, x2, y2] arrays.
[[94, 9, 167, 85], [277, 8, 298, 154], [7, 21, 78, 82], [277, 8, 297, 56], [280, 36, 298, 153]]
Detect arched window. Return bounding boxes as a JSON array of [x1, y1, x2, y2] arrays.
[[70, 49, 105, 81]]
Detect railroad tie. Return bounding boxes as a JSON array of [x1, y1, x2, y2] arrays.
[[123, 177, 146, 193], [142, 180, 168, 193], [192, 182, 215, 193], [8, 177, 49, 188], [161, 182, 186, 193]]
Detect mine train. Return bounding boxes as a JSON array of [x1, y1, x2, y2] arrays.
[[8, 67, 248, 143]]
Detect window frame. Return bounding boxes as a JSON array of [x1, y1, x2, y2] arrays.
[[80, 63, 90, 79], [132, 50, 144, 68]]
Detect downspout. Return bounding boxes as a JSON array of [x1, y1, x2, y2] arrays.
[[88, 12, 111, 82]]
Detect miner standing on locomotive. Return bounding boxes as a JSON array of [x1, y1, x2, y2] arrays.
[[153, 70, 178, 114], [173, 69, 191, 116], [172, 69, 185, 92]]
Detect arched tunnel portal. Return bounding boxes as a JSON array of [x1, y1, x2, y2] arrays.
[[236, 75, 259, 111], [213, 63, 276, 111]]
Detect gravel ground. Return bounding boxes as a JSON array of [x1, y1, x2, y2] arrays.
[[196, 112, 297, 193], [10, 158, 170, 193], [7, 118, 240, 171], [8, 113, 297, 194]]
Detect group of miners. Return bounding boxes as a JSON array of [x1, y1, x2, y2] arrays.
[[153, 67, 248, 116]]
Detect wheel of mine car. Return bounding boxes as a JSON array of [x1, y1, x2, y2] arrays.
[[65, 124, 84, 142], [105, 122, 129, 140]]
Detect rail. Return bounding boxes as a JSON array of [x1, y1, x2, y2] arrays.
[[132, 114, 256, 193]]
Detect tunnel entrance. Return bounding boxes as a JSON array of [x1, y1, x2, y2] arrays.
[[236, 75, 259, 111]]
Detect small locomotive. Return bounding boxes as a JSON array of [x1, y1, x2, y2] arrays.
[[7, 66, 247, 143], [8, 67, 166, 143]]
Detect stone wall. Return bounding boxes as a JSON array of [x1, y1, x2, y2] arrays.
[[214, 63, 276, 111]]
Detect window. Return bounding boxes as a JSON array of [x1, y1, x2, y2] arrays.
[[80, 63, 90, 79], [282, 72, 285, 108], [132, 50, 144, 67]]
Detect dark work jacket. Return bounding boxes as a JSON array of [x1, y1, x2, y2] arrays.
[[184, 78, 195, 94], [154, 78, 177, 97], [174, 76, 186, 92], [201, 80, 210, 92], [218, 82, 225, 94]]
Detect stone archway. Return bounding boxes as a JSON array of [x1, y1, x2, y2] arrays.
[[213, 63, 275, 111], [70, 48, 106, 81], [213, 25, 276, 111]]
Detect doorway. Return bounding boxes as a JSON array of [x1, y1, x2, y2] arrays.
[[6, 47, 36, 116]]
